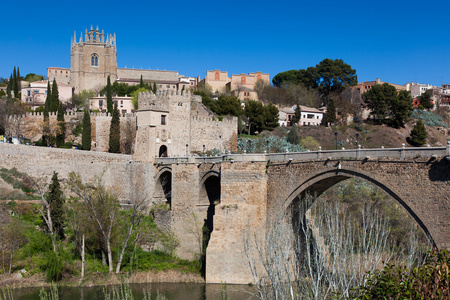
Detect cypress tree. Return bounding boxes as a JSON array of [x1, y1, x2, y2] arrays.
[[287, 124, 300, 144], [17, 67, 21, 93], [82, 109, 91, 150], [409, 119, 427, 146], [51, 79, 59, 112], [106, 76, 113, 114], [13, 66, 18, 97], [45, 81, 52, 112], [292, 104, 302, 124], [139, 75, 144, 87], [6, 74, 12, 98], [109, 104, 120, 153], [152, 82, 157, 94], [325, 99, 336, 126], [56, 101, 65, 147], [47, 172, 65, 240]]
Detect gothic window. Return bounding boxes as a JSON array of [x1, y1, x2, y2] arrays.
[[91, 54, 99, 66]]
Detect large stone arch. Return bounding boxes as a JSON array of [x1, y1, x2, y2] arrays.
[[282, 167, 437, 248], [153, 166, 172, 208]]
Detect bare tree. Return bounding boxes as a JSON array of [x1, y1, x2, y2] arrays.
[[25, 118, 62, 146], [68, 172, 118, 273], [242, 194, 419, 300], [121, 117, 136, 155]]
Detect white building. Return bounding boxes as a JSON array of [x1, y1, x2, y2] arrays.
[[278, 105, 324, 127], [21, 81, 74, 108]]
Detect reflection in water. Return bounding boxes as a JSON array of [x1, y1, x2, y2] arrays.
[[12, 283, 258, 300]]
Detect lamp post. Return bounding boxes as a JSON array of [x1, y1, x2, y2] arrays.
[[186, 144, 188, 157], [203, 145, 205, 156], [335, 132, 338, 150], [356, 133, 360, 148]]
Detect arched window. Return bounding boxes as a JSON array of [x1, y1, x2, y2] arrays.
[[91, 54, 98, 66]]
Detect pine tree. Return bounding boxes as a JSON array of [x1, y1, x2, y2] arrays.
[[47, 172, 65, 240], [409, 119, 427, 146], [109, 104, 120, 153], [325, 99, 336, 126], [13, 66, 18, 97], [287, 124, 300, 144], [82, 109, 91, 150], [419, 92, 433, 110], [50, 79, 59, 112], [56, 101, 65, 147], [106, 76, 113, 114]]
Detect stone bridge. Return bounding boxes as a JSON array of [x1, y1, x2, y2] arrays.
[[0, 143, 449, 284], [155, 145, 450, 284]]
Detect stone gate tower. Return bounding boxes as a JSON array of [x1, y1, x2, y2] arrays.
[[70, 26, 117, 93]]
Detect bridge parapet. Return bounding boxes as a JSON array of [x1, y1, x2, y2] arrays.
[[157, 145, 449, 164]]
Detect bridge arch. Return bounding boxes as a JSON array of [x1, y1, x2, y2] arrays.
[[282, 167, 436, 248], [154, 166, 172, 208]]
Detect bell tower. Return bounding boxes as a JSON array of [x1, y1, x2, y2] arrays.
[[70, 26, 117, 93]]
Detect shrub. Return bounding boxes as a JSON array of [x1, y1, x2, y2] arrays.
[[300, 136, 321, 150], [411, 109, 448, 127]]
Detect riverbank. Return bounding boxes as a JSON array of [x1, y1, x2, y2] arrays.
[[0, 269, 204, 289]]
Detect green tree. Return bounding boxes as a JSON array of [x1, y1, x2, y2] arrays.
[[106, 76, 113, 114], [272, 70, 301, 87], [325, 98, 336, 126], [139, 75, 144, 87], [82, 109, 91, 150], [17, 67, 21, 93], [244, 100, 265, 135], [287, 124, 300, 144], [46, 172, 65, 240], [71, 90, 95, 110], [215, 94, 243, 116], [13, 67, 18, 97], [109, 104, 120, 153], [262, 103, 279, 131], [131, 87, 150, 111], [55, 101, 65, 147], [419, 91, 433, 110], [152, 82, 157, 94], [409, 119, 427, 146], [50, 79, 59, 112], [391, 90, 412, 127], [24, 73, 45, 82], [292, 104, 301, 124], [45, 81, 51, 112], [363, 83, 396, 122], [6, 74, 12, 98]]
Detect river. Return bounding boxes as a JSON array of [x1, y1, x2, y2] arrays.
[[11, 283, 258, 300]]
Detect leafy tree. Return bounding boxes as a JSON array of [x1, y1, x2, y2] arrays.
[[194, 90, 217, 113], [106, 75, 113, 114], [292, 104, 301, 124], [409, 119, 427, 146], [24, 73, 45, 82], [50, 79, 59, 112], [391, 90, 413, 127], [82, 110, 91, 150], [419, 91, 433, 110], [131, 87, 150, 111], [272, 70, 301, 87], [324, 98, 336, 126], [0, 90, 5, 98], [109, 104, 121, 153], [244, 100, 265, 135], [215, 95, 243, 116], [363, 83, 396, 122], [55, 101, 65, 147], [46, 172, 65, 240], [262, 103, 279, 131], [287, 124, 300, 144], [71, 90, 95, 111]]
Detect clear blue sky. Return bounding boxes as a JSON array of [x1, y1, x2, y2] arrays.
[[1, 0, 448, 86]]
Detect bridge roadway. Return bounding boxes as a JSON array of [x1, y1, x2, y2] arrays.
[[155, 144, 449, 284]]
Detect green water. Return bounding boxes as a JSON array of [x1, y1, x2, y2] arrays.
[[10, 283, 258, 300]]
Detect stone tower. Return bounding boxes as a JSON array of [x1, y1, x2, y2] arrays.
[[70, 26, 117, 93]]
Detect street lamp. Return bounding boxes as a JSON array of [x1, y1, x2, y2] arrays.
[[335, 132, 338, 150], [186, 144, 189, 157], [356, 133, 360, 148]]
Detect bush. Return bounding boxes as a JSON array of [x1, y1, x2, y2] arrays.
[[411, 109, 448, 127], [300, 136, 320, 150], [350, 250, 450, 299], [238, 135, 306, 153], [60, 142, 73, 149]]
